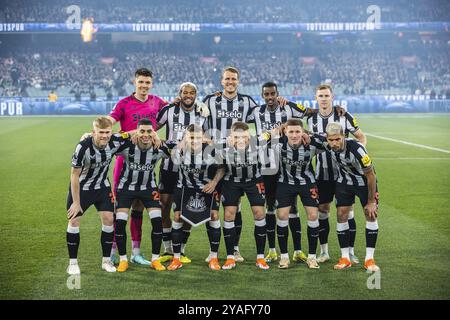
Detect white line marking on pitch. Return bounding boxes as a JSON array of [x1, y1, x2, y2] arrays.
[[366, 133, 450, 154]]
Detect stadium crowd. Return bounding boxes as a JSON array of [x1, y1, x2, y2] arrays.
[[1, 40, 448, 98], [1, 0, 449, 23]]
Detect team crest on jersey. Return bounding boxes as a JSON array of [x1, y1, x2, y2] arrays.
[[361, 154, 372, 167], [186, 193, 207, 213], [280, 111, 287, 118]]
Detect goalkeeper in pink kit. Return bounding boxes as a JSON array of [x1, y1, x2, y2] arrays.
[[109, 68, 167, 265]]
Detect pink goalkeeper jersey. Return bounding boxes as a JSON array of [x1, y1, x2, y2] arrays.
[[109, 93, 167, 132]]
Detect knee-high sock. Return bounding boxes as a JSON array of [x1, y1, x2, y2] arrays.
[[318, 211, 330, 253], [307, 219, 320, 257], [162, 226, 172, 254], [223, 220, 236, 257], [67, 225, 80, 259], [348, 210, 357, 252], [234, 203, 242, 249], [365, 220, 379, 261], [181, 228, 191, 254], [337, 222, 350, 259], [208, 220, 221, 254], [254, 218, 267, 256], [115, 212, 128, 256], [101, 225, 114, 258], [130, 209, 143, 250], [149, 210, 163, 256], [289, 211, 302, 251], [277, 219, 289, 255], [171, 221, 183, 258], [265, 211, 276, 249]]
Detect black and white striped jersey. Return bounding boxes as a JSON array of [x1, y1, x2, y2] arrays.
[[71, 134, 127, 191], [156, 103, 209, 172], [275, 136, 324, 185], [173, 143, 221, 189], [219, 137, 265, 183], [306, 108, 359, 181], [116, 141, 171, 191], [202, 93, 258, 141], [248, 101, 307, 136], [315, 137, 373, 187]]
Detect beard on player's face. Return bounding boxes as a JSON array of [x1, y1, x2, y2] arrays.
[[181, 96, 195, 108]]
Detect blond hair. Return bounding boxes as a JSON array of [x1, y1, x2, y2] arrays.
[[93, 116, 113, 129], [326, 122, 343, 136]]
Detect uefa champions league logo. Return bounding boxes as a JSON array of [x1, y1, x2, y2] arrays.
[[186, 193, 207, 213]]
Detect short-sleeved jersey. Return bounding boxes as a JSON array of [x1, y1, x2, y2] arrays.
[[248, 101, 307, 136], [156, 103, 209, 172], [275, 136, 324, 186], [313, 135, 373, 187], [173, 143, 220, 189], [109, 93, 166, 132], [219, 137, 265, 183], [202, 92, 258, 142], [307, 108, 360, 181], [71, 134, 127, 190], [116, 141, 171, 191]]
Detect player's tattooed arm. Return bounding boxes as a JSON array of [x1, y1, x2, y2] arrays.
[[364, 168, 378, 220], [202, 166, 225, 194], [67, 167, 83, 221], [309, 133, 327, 148]]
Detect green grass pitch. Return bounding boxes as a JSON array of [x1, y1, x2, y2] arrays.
[[0, 114, 449, 300]]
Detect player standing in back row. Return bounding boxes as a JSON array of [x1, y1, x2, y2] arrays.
[[202, 66, 258, 262], [307, 84, 366, 264], [108, 68, 167, 266], [156, 82, 209, 264]]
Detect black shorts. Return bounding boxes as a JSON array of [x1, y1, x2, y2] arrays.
[[275, 182, 319, 209], [335, 182, 379, 207], [215, 179, 244, 200], [66, 186, 115, 217], [221, 179, 266, 207], [172, 187, 220, 212], [316, 179, 336, 205], [116, 188, 161, 209], [263, 175, 278, 198], [158, 169, 178, 194]]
